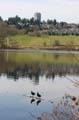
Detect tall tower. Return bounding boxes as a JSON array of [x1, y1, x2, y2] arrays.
[[34, 12, 41, 22]]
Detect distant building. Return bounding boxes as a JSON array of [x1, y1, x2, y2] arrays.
[[34, 12, 41, 22]]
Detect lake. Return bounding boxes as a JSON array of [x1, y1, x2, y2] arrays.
[[0, 51, 79, 120]]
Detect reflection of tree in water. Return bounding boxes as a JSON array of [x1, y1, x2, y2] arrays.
[[6, 64, 57, 81], [0, 52, 79, 84], [7, 64, 42, 83], [3, 63, 79, 84], [0, 52, 8, 73]]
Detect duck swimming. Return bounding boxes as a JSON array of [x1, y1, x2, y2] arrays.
[[31, 91, 35, 96], [37, 92, 41, 97]]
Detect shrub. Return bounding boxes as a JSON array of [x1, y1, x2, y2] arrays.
[[53, 40, 60, 46]]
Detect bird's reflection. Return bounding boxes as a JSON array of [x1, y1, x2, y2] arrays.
[[31, 99, 35, 104], [30, 98, 41, 106], [36, 99, 41, 106]]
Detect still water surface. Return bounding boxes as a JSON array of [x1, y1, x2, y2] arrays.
[[0, 51, 79, 120]]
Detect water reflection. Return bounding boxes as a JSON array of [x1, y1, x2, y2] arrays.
[[0, 52, 79, 83], [5, 64, 79, 83], [0, 51, 79, 120], [30, 99, 41, 106], [0, 51, 79, 91]]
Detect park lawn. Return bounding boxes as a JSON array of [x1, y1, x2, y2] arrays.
[[4, 35, 79, 50]]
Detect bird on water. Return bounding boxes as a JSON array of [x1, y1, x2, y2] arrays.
[[31, 91, 35, 96], [37, 92, 41, 98]]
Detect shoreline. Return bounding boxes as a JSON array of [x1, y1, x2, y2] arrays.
[[0, 48, 79, 54]]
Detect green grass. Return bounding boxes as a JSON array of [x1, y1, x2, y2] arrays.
[[3, 35, 79, 50]]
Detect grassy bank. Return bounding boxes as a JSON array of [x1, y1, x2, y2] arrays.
[[1, 35, 79, 50]]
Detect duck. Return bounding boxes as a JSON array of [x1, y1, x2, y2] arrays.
[[37, 92, 41, 98], [31, 91, 35, 96]]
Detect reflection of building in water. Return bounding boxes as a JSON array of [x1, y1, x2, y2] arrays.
[[32, 78, 39, 85]]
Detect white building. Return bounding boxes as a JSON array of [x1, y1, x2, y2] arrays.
[[34, 12, 41, 22]]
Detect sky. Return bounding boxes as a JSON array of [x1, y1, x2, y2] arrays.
[[0, 0, 79, 23]]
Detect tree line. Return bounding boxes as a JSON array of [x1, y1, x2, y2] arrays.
[[0, 15, 78, 42], [0, 15, 67, 30]]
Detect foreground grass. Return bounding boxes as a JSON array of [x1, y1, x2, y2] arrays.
[[2, 35, 79, 50]]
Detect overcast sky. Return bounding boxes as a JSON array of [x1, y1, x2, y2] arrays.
[[0, 0, 79, 23]]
